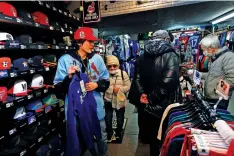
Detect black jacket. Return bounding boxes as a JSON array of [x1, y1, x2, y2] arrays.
[[132, 39, 181, 118]]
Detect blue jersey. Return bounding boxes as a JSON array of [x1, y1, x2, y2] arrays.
[[54, 51, 109, 120], [188, 34, 201, 55], [67, 73, 101, 156]]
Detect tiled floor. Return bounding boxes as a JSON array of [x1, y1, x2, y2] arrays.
[[84, 103, 150, 156]]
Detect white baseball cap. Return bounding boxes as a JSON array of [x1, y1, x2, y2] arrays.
[[30, 74, 44, 89], [0, 32, 14, 41], [8, 80, 31, 96]]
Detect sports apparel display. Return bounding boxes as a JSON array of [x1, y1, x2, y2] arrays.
[[0, 1, 76, 156]]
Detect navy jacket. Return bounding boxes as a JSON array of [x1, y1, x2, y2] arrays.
[[67, 72, 101, 156]]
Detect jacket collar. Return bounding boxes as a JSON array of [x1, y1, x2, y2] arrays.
[[66, 50, 95, 61], [212, 46, 229, 62]]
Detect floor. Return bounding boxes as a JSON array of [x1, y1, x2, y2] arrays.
[[84, 103, 150, 156]]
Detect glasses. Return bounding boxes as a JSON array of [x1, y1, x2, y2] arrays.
[[107, 65, 118, 68]]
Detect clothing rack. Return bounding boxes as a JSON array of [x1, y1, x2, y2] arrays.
[[215, 25, 234, 35]]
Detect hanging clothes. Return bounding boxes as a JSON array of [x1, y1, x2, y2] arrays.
[[185, 32, 201, 63], [66, 73, 101, 156]]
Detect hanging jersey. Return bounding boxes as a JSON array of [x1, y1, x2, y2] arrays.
[[226, 31, 232, 41], [188, 34, 201, 55], [179, 34, 189, 53], [220, 32, 227, 47]]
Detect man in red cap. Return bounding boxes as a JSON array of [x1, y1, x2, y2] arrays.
[[54, 27, 109, 156]]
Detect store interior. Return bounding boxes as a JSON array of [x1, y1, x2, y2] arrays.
[[1, 1, 234, 156]]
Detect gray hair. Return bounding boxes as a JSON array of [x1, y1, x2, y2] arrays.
[[152, 30, 170, 40], [199, 34, 221, 49]]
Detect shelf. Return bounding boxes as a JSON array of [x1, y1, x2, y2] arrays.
[[0, 43, 75, 51], [0, 13, 74, 36], [9, 1, 80, 24]]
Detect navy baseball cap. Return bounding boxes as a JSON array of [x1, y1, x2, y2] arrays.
[[17, 9, 34, 23], [36, 145, 51, 156], [28, 55, 43, 67], [49, 135, 62, 155], [12, 58, 30, 71], [15, 35, 33, 45]]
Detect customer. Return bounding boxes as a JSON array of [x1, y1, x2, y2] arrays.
[[53, 27, 110, 156], [199, 34, 234, 110], [133, 30, 180, 156], [104, 55, 131, 142]]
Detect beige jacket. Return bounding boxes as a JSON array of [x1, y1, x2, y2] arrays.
[[104, 69, 131, 108]]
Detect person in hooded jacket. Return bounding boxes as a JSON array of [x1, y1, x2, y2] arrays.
[[131, 30, 180, 156]]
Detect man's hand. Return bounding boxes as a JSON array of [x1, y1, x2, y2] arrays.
[[140, 94, 149, 104], [113, 86, 120, 94], [68, 66, 79, 78], [86, 82, 98, 91]]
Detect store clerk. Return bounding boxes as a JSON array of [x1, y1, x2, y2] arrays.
[[53, 27, 110, 156]]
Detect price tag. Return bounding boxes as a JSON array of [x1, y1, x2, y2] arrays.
[[46, 4, 50, 8], [20, 45, 27, 49], [60, 107, 64, 112], [53, 7, 57, 11], [35, 23, 40, 27], [36, 91, 41, 97], [10, 72, 15, 77], [9, 128, 17, 135], [69, 14, 72, 17], [44, 89, 48, 93], [59, 9, 62, 13], [38, 1, 43, 5], [48, 120, 51, 125], [6, 102, 14, 108], [16, 18, 22, 23], [20, 149, 27, 156], [29, 143, 35, 149], [45, 67, 49, 71], [38, 136, 43, 142], [28, 94, 33, 99], [30, 70, 35, 74]]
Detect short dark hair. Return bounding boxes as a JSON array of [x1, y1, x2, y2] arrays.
[[72, 39, 86, 49], [168, 32, 174, 42]]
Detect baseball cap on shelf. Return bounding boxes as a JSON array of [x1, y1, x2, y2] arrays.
[[15, 35, 33, 45], [43, 54, 57, 67], [36, 145, 51, 156], [30, 74, 44, 89], [49, 135, 62, 155], [8, 80, 31, 96], [0, 57, 11, 70], [0, 2, 17, 17], [28, 55, 43, 67], [17, 9, 34, 23], [43, 94, 60, 106], [0, 87, 7, 102], [0, 33, 14, 45], [27, 99, 45, 113], [31, 11, 50, 26], [12, 58, 30, 71], [2, 135, 28, 152], [13, 107, 26, 120], [74, 27, 99, 41]]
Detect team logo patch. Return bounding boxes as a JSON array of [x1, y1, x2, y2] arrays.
[[80, 31, 85, 39], [23, 62, 28, 67], [0, 71, 8, 77], [2, 61, 8, 67]]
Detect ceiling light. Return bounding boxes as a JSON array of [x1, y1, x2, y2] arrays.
[[212, 12, 234, 25]]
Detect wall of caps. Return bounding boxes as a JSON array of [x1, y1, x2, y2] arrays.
[[0, 1, 80, 156], [100, 0, 199, 17]]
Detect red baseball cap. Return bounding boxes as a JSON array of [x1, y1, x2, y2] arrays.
[[74, 27, 98, 41], [31, 11, 49, 26], [8, 80, 31, 97], [0, 2, 17, 17], [0, 57, 11, 70], [0, 87, 7, 102]]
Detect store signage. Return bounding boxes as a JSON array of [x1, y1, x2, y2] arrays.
[[82, 0, 101, 23]]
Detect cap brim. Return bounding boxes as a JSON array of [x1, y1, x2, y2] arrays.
[[14, 89, 32, 97]]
